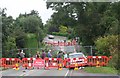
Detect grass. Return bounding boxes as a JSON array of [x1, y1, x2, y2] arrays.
[[83, 67, 118, 75], [0, 67, 9, 71]]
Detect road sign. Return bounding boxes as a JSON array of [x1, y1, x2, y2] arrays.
[[33, 58, 45, 68]]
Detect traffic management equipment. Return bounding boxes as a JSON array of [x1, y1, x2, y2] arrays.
[[33, 58, 45, 69], [0, 56, 112, 70], [96, 61, 100, 67], [46, 40, 76, 46], [22, 58, 34, 69], [74, 63, 78, 70], [65, 57, 87, 69], [58, 63, 62, 70], [13, 63, 19, 70], [44, 58, 63, 70], [87, 56, 110, 67], [1, 58, 21, 69]]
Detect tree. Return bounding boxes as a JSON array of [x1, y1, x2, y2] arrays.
[[46, 2, 119, 46], [95, 35, 119, 70], [1, 8, 17, 57]]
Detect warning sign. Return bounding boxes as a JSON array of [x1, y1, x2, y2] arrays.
[[33, 58, 45, 68]]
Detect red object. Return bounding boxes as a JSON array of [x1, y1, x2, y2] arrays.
[[33, 58, 45, 68]]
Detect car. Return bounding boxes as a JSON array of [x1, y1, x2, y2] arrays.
[[48, 35, 54, 39], [64, 52, 87, 69], [69, 52, 86, 59]]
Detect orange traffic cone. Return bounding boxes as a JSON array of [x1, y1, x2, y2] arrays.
[[13, 63, 19, 70], [74, 63, 78, 70], [96, 61, 100, 67], [58, 63, 62, 70]]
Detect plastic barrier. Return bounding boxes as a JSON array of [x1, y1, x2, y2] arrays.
[[47, 41, 76, 46], [22, 58, 36, 69], [65, 57, 87, 69], [1, 58, 21, 69], [44, 58, 63, 70], [33, 58, 45, 69], [87, 56, 109, 66]]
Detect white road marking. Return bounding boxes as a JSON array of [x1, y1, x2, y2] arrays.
[[65, 70, 69, 76], [20, 73, 26, 76]]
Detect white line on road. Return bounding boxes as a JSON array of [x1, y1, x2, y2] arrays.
[[65, 70, 69, 76]]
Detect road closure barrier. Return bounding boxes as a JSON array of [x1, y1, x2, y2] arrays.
[[65, 57, 87, 69], [87, 56, 110, 67], [22, 58, 35, 69], [0, 56, 112, 70], [0, 58, 21, 69], [47, 40, 76, 46], [44, 58, 63, 70], [33, 58, 45, 69]]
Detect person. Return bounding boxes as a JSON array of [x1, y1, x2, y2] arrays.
[[29, 51, 32, 58], [48, 50, 52, 58], [36, 51, 40, 58], [41, 50, 46, 59], [20, 50, 25, 60], [57, 51, 62, 58], [63, 52, 68, 59]]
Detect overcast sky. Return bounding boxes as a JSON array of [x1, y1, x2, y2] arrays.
[[0, 0, 54, 24]]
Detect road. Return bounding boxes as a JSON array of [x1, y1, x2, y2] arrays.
[[1, 67, 119, 78], [43, 35, 76, 52]]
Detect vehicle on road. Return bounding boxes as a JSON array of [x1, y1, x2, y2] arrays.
[[63, 52, 87, 69], [48, 35, 54, 39]]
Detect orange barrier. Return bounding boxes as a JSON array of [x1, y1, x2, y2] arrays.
[[65, 57, 87, 69], [47, 41, 76, 46], [22, 58, 36, 69], [0, 56, 112, 70], [44, 58, 63, 70], [1, 58, 21, 69], [87, 56, 110, 66]]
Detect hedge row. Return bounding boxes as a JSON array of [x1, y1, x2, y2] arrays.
[[52, 32, 68, 37]]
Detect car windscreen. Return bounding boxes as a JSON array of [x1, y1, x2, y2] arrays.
[[69, 54, 84, 58]]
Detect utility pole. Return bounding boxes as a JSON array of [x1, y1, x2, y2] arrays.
[[90, 46, 93, 56]]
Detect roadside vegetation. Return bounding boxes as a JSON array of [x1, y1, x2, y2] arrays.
[[83, 67, 118, 75]]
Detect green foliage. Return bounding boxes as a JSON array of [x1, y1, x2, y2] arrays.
[[52, 32, 68, 37], [2, 9, 45, 57], [95, 35, 118, 56], [25, 33, 38, 48], [46, 2, 119, 46], [59, 25, 67, 33], [95, 35, 119, 70]]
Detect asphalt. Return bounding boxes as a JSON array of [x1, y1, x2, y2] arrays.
[[1, 67, 119, 78]]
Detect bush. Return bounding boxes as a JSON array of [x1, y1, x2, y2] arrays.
[[95, 35, 119, 70], [52, 32, 68, 37]]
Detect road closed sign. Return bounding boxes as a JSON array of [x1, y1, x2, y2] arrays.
[[33, 58, 45, 68]]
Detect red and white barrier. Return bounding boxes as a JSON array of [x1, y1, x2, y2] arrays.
[[44, 58, 63, 70]]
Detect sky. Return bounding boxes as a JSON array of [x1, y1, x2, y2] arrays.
[[0, 0, 54, 24]]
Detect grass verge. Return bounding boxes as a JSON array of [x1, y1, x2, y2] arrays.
[[83, 67, 118, 75]]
